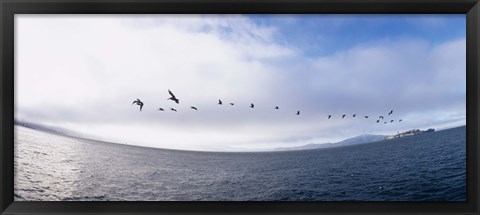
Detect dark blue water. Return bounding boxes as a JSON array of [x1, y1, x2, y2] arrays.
[[14, 125, 466, 201]]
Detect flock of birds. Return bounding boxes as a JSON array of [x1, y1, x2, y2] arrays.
[[132, 89, 403, 124]]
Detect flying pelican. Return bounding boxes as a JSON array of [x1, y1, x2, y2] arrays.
[[328, 115, 332, 119], [384, 122, 387, 124], [230, 103, 234, 106], [250, 103, 254, 108], [342, 114, 346, 118], [191, 106, 198, 110], [364, 116, 369, 119], [167, 89, 179, 104], [390, 120, 394, 123], [379, 116, 384, 119], [158, 108, 164, 111], [376, 120, 380, 123], [275, 106, 279, 109], [388, 110, 393, 115], [218, 99, 223, 105], [296, 111, 300, 115], [353, 114, 356, 117], [170, 108, 177, 112], [132, 99, 144, 111], [399, 119, 403, 122]]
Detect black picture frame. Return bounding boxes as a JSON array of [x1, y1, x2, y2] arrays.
[[1, 0, 479, 214]]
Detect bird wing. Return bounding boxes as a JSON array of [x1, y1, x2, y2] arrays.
[[168, 89, 175, 98]]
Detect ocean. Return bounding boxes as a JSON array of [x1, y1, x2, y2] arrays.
[[14, 125, 466, 201]]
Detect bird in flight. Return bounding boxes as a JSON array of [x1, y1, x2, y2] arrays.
[[158, 108, 164, 111], [250, 103, 255, 108], [379, 116, 384, 119], [364, 116, 369, 119], [167, 89, 179, 104], [275, 106, 279, 109], [384, 122, 387, 124], [399, 119, 403, 122], [132, 99, 144, 111], [170, 108, 177, 112], [342, 114, 346, 118], [390, 120, 394, 123], [376, 120, 380, 123], [328, 115, 332, 119], [191, 106, 198, 111], [218, 99, 223, 105], [353, 114, 356, 117], [230, 103, 234, 106], [388, 110, 393, 115], [296, 111, 300, 115]]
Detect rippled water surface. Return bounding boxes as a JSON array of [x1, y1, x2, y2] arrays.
[[14, 125, 466, 201]]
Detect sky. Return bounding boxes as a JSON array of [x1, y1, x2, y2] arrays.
[[15, 15, 466, 152]]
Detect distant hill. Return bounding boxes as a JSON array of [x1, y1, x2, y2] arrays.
[[15, 120, 89, 139], [15, 120, 65, 135], [275, 134, 386, 151]]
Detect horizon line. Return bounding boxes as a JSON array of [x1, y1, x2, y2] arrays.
[[14, 119, 466, 153]]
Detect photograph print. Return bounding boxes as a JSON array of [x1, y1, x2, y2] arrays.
[[14, 14, 466, 201]]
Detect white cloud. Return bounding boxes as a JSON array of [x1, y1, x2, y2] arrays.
[[15, 15, 466, 151]]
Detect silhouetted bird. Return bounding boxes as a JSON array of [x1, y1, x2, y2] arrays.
[[158, 108, 164, 111], [328, 115, 332, 119], [376, 120, 380, 123], [388, 110, 393, 115], [353, 114, 356, 117], [390, 120, 394, 123], [250, 103, 254, 108], [384, 122, 387, 124], [342, 114, 346, 118], [379, 116, 384, 119], [132, 99, 144, 111], [167, 89, 179, 104], [364, 116, 369, 119], [218, 99, 222, 105], [296, 111, 300, 115], [399, 119, 403, 122], [275, 106, 279, 109], [191, 106, 198, 110], [230, 103, 234, 106], [170, 108, 177, 112]]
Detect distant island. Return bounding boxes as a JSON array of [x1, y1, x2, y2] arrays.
[[385, 128, 435, 140]]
